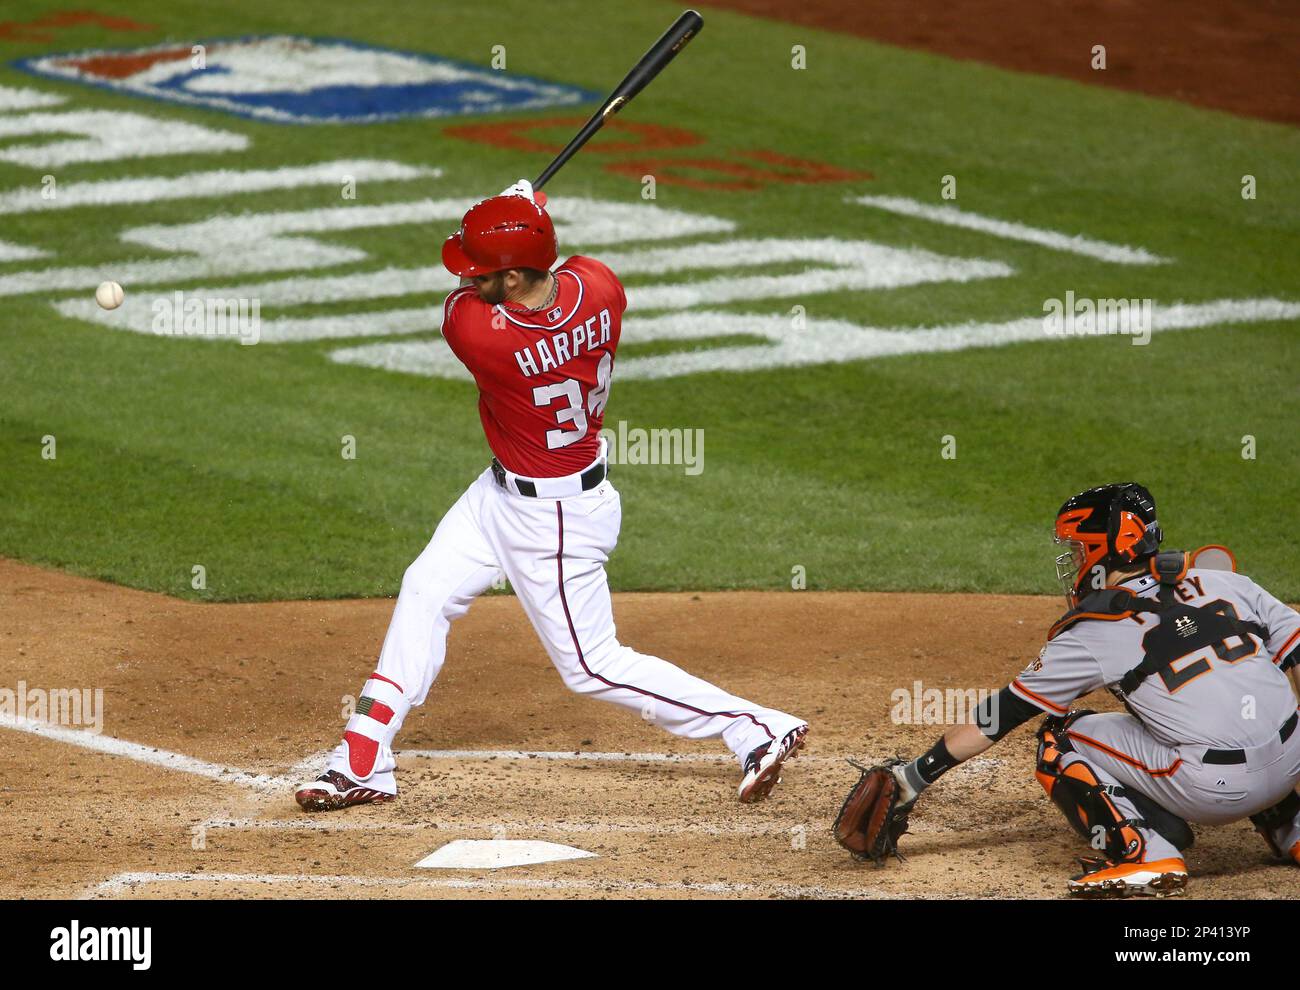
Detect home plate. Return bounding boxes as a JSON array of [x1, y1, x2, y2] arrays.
[[415, 839, 598, 870]]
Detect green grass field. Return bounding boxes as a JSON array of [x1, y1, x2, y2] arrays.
[[1, 0, 1297, 601]]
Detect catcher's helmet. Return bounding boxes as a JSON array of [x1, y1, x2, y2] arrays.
[[441, 195, 557, 277], [1053, 483, 1162, 606]]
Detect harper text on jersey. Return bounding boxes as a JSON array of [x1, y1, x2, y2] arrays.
[[513, 308, 613, 377]]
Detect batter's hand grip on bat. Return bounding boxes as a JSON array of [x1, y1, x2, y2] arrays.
[[533, 9, 704, 192]]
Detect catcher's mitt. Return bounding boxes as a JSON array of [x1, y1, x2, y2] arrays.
[[832, 757, 916, 865]]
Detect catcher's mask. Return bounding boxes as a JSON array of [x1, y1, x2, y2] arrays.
[[1053, 483, 1162, 607]]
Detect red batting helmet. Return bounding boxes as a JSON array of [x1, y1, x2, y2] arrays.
[[441, 195, 557, 277]]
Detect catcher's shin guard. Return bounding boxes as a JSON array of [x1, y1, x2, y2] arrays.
[[1036, 713, 1194, 854], [1035, 713, 1147, 863]]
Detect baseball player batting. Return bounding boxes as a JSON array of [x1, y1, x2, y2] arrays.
[[295, 182, 808, 812], [834, 483, 1300, 898]]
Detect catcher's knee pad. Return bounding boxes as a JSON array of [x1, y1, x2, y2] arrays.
[[1034, 710, 1093, 796], [1250, 789, 1300, 859]]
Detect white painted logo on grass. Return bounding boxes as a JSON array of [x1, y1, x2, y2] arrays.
[[849, 194, 1168, 265], [416, 839, 597, 870], [15, 197, 730, 300], [17, 37, 598, 124], [332, 297, 1300, 381]]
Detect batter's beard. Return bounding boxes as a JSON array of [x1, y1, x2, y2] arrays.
[[476, 274, 507, 305]]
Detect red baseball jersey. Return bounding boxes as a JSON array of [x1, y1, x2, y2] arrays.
[[440, 255, 626, 477]]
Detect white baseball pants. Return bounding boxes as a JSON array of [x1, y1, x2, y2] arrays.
[[327, 466, 805, 793]]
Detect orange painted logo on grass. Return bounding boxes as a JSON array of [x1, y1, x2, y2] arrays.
[[446, 116, 872, 191], [0, 11, 154, 42]]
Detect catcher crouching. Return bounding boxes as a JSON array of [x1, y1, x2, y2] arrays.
[[834, 483, 1300, 898]]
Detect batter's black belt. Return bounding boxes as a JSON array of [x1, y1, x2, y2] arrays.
[[490, 457, 607, 498], [1201, 710, 1298, 765]]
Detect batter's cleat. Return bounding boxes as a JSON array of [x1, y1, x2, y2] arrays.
[[1066, 857, 1188, 899], [738, 724, 808, 803], [295, 770, 395, 813], [1291, 841, 1300, 866]]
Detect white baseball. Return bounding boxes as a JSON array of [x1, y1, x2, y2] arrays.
[[95, 280, 124, 310]]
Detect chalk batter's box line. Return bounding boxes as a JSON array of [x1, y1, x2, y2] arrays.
[[397, 749, 846, 764], [0, 712, 292, 791], [195, 814, 1020, 839], [1, 714, 1002, 797], [198, 815, 826, 837], [84, 870, 887, 901]]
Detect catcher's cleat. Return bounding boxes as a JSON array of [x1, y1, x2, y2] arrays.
[[738, 724, 808, 803], [295, 770, 395, 813], [1066, 857, 1188, 899]]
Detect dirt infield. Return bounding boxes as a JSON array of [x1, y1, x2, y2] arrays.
[[704, 0, 1300, 125], [1, 558, 1294, 900]]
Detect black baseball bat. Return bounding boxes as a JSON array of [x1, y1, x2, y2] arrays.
[[532, 9, 704, 191]]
